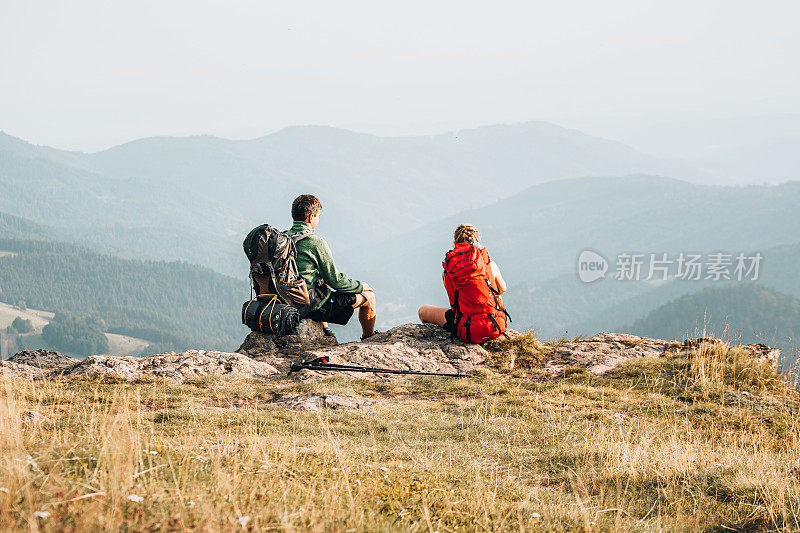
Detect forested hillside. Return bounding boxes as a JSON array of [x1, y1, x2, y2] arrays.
[[0, 240, 249, 352], [4, 126, 800, 345], [0, 211, 65, 241], [627, 284, 800, 362], [349, 176, 800, 331], [0, 123, 717, 278]]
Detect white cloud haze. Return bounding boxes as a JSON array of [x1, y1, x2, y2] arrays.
[[1, 0, 798, 151]]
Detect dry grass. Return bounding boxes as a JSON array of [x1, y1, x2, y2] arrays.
[[2, 345, 800, 531], [485, 331, 547, 371]]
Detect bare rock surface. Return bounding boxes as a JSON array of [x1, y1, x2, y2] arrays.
[[738, 344, 781, 366], [543, 333, 781, 377], [290, 324, 491, 381], [2, 348, 77, 379], [544, 333, 681, 376], [59, 350, 280, 382], [0, 360, 45, 379], [682, 338, 780, 366], [8, 349, 78, 370], [277, 393, 378, 411], [237, 319, 336, 372], [0, 323, 782, 384], [22, 410, 49, 423]]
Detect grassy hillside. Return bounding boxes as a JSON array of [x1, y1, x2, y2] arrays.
[[627, 284, 800, 351], [0, 239, 249, 353], [2, 341, 798, 530], [0, 302, 149, 359]]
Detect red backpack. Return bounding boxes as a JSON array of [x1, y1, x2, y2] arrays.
[[443, 243, 511, 343]]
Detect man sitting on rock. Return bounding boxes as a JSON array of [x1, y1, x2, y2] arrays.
[[288, 194, 377, 340]]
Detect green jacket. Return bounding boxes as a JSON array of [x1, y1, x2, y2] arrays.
[[287, 221, 363, 310]]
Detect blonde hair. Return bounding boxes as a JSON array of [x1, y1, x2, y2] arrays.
[[454, 224, 480, 245]]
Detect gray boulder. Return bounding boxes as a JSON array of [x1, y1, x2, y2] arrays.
[[60, 350, 280, 382], [237, 319, 336, 372], [277, 393, 378, 411], [544, 333, 680, 376], [9, 349, 78, 370], [290, 323, 490, 381], [541, 333, 781, 377]]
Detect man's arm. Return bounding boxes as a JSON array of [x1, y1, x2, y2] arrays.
[[313, 237, 364, 294]]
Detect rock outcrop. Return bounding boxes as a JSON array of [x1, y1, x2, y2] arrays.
[[543, 333, 681, 376], [0, 324, 782, 383], [289, 324, 489, 381], [277, 393, 378, 411], [237, 319, 336, 372], [541, 333, 781, 377], [1, 359, 46, 379], [2, 349, 79, 378], [9, 349, 78, 370], [60, 350, 280, 382]]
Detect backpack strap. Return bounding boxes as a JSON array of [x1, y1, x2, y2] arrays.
[[266, 262, 282, 303], [485, 279, 512, 322], [488, 313, 510, 339], [243, 296, 257, 325], [291, 230, 313, 243], [451, 289, 461, 339]]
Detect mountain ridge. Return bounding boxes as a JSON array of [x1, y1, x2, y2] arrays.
[[1, 122, 725, 278], [627, 284, 800, 357]]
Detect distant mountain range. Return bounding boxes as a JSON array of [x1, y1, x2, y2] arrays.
[[622, 113, 800, 184], [499, 239, 800, 344], [2, 118, 798, 349], [350, 175, 800, 329], [0, 121, 724, 278]]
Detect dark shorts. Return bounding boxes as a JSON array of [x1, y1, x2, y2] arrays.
[[444, 308, 456, 334], [306, 292, 357, 325]]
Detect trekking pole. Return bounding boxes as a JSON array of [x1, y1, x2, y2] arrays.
[[289, 356, 476, 378]]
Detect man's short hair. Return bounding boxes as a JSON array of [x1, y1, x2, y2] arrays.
[[292, 194, 322, 221]]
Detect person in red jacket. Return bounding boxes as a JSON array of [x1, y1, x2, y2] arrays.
[[418, 224, 509, 343]]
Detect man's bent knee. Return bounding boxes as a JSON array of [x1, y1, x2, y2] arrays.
[[360, 286, 376, 307]]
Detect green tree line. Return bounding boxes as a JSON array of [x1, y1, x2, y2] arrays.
[[42, 312, 110, 356], [628, 284, 800, 355], [0, 239, 250, 352]]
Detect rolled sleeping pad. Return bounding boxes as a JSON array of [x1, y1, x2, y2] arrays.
[[242, 295, 300, 336]]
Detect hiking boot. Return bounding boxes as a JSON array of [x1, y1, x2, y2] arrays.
[[361, 331, 380, 341]]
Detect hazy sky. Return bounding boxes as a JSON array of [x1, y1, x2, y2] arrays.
[[1, 0, 798, 151]]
